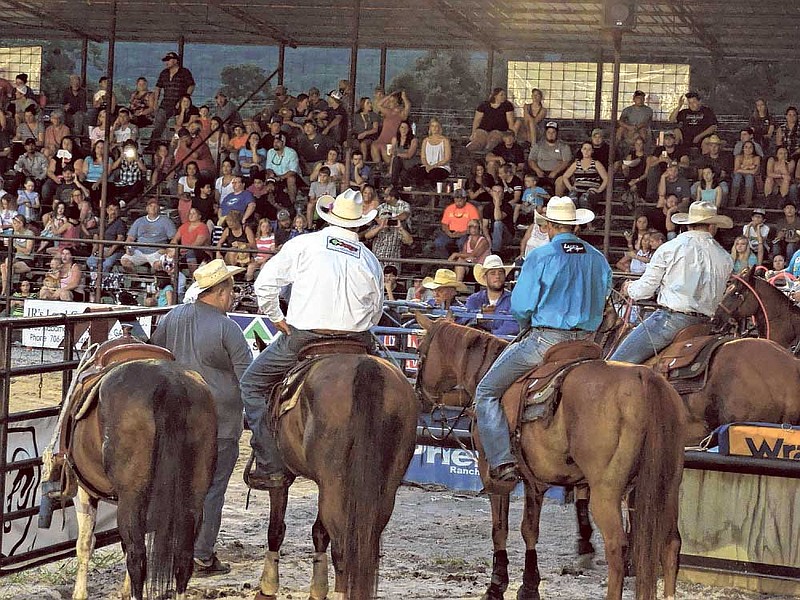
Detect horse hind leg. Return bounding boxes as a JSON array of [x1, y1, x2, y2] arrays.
[[575, 483, 596, 569], [588, 488, 627, 600], [116, 491, 148, 600], [256, 486, 289, 600], [660, 481, 682, 600], [310, 513, 331, 600], [72, 486, 98, 600], [517, 483, 544, 600]]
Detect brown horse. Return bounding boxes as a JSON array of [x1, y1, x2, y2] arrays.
[[713, 266, 800, 350], [415, 315, 685, 600], [254, 354, 418, 600], [64, 357, 217, 600]]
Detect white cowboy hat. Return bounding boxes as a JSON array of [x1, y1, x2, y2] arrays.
[[539, 196, 595, 226], [316, 188, 377, 228], [670, 201, 733, 228], [183, 259, 245, 304], [473, 255, 514, 287], [422, 269, 469, 292]]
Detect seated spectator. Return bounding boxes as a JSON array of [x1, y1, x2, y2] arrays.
[[143, 274, 176, 307], [485, 130, 525, 178], [406, 275, 434, 303], [295, 120, 334, 175], [15, 176, 40, 223], [43, 110, 70, 159], [321, 90, 348, 146], [12, 138, 47, 192], [616, 90, 653, 153], [48, 204, 85, 257], [519, 206, 548, 259], [422, 268, 468, 310], [169, 206, 210, 274], [348, 150, 371, 190], [730, 140, 761, 207], [0, 194, 17, 234], [731, 235, 758, 273], [307, 166, 337, 227], [252, 172, 292, 223], [694, 166, 723, 208], [644, 131, 686, 200], [372, 90, 411, 163], [467, 162, 494, 204], [743, 207, 770, 264], [670, 92, 718, 156], [150, 141, 175, 191], [352, 97, 380, 160], [528, 122, 572, 192], [558, 141, 608, 214], [733, 127, 764, 158], [434, 192, 480, 258], [389, 121, 418, 188], [38, 201, 67, 253], [0, 215, 33, 294], [619, 230, 652, 275], [412, 118, 451, 188], [622, 136, 648, 199], [217, 209, 254, 267], [289, 214, 311, 239], [514, 172, 549, 226], [257, 115, 284, 153], [772, 200, 800, 260], [588, 128, 611, 168], [192, 178, 218, 229], [522, 88, 547, 145], [483, 183, 516, 254], [88, 109, 107, 144], [749, 98, 774, 151], [177, 160, 200, 196], [89, 76, 116, 127], [215, 158, 236, 203], [62, 74, 88, 136], [238, 132, 266, 180], [448, 219, 490, 281], [129, 76, 155, 128], [364, 204, 413, 270], [86, 202, 126, 273], [110, 108, 138, 150], [246, 218, 277, 282], [776, 106, 800, 161], [265, 133, 299, 202], [174, 127, 215, 176], [765, 146, 794, 204], [462, 255, 519, 336], [213, 90, 242, 135], [691, 134, 731, 203], [44, 138, 84, 203], [9, 278, 35, 317], [14, 106, 44, 149], [120, 197, 177, 273], [80, 139, 111, 206], [466, 88, 515, 153], [207, 116, 229, 167], [218, 175, 256, 225], [310, 147, 345, 188], [174, 94, 200, 130], [38, 248, 83, 301], [381, 264, 407, 302], [645, 194, 680, 241], [658, 161, 692, 207], [273, 209, 293, 249], [38, 255, 63, 300], [111, 141, 146, 204]]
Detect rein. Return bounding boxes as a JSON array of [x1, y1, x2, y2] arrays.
[[718, 274, 771, 340]]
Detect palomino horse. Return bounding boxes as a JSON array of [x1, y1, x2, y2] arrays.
[[57, 342, 217, 600], [712, 266, 800, 350], [415, 315, 685, 600], [253, 352, 418, 600]]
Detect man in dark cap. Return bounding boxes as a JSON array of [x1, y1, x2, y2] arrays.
[[213, 89, 242, 135], [151, 51, 195, 143], [617, 90, 654, 152]]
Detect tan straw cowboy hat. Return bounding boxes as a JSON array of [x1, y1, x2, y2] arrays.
[[670, 200, 733, 228], [183, 259, 245, 303], [539, 196, 595, 226], [316, 188, 377, 228], [473, 254, 514, 287], [422, 269, 469, 292]]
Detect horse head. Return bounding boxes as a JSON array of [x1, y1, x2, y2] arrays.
[[712, 267, 767, 331], [413, 311, 460, 410]]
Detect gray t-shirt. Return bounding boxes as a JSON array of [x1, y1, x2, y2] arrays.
[[619, 104, 654, 127], [528, 140, 572, 172], [128, 214, 177, 245], [309, 180, 337, 200], [151, 301, 252, 439]]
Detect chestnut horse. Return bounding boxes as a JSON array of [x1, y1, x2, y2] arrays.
[[66, 359, 217, 600], [415, 315, 685, 600], [254, 354, 418, 600], [712, 266, 800, 350]]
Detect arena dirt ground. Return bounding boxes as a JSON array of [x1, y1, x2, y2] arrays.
[[0, 348, 794, 600]]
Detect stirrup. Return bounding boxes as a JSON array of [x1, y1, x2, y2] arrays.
[[489, 462, 520, 483]]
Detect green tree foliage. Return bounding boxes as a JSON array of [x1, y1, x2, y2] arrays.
[[387, 50, 484, 111], [219, 63, 270, 106]]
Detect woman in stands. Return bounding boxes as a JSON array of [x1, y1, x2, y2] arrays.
[[389, 121, 418, 187], [216, 209, 254, 268], [150, 141, 175, 192], [246, 218, 277, 282], [227, 123, 249, 155], [467, 162, 494, 204], [466, 87, 515, 153], [215, 158, 237, 204], [749, 98, 774, 152], [238, 132, 266, 180], [175, 94, 200, 130], [731, 140, 761, 207], [0, 215, 33, 294], [168, 206, 210, 275], [622, 136, 648, 199], [129, 76, 155, 128], [80, 139, 110, 205], [730, 235, 758, 273], [207, 116, 229, 169], [766, 146, 794, 201], [43, 136, 84, 203], [776, 106, 800, 160], [177, 161, 200, 196], [694, 166, 723, 208], [88, 109, 106, 144], [523, 88, 547, 145], [414, 118, 452, 188], [372, 90, 412, 164], [39, 247, 83, 301], [448, 219, 490, 281], [14, 105, 43, 148], [310, 148, 346, 189], [616, 212, 650, 272], [560, 141, 609, 214], [352, 97, 380, 161]]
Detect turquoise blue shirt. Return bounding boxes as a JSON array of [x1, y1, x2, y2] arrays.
[[788, 248, 800, 278], [511, 232, 612, 331]]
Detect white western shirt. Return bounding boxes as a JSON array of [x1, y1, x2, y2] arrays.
[[254, 225, 384, 331], [627, 230, 733, 317]]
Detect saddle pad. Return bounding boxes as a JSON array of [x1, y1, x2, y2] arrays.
[[655, 335, 731, 381], [272, 358, 321, 423], [717, 422, 800, 461]]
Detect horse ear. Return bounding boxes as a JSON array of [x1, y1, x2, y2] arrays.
[[414, 311, 433, 331]]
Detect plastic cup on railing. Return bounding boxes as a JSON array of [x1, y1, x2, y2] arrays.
[[436, 182, 444, 193], [386, 144, 393, 156]]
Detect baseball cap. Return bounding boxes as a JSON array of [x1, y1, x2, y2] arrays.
[[161, 51, 179, 62], [591, 128, 604, 136], [752, 207, 766, 216], [176, 127, 190, 138], [328, 90, 343, 101], [545, 121, 558, 130], [277, 209, 291, 220], [215, 89, 227, 98], [24, 137, 36, 145], [146, 197, 160, 206], [269, 114, 283, 124], [265, 176, 278, 184], [273, 133, 286, 143], [633, 90, 646, 97], [663, 131, 676, 138], [668, 160, 679, 167], [685, 91, 700, 100]]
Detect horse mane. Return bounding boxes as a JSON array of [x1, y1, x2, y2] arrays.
[[751, 271, 800, 314]]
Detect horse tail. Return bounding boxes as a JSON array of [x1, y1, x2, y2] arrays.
[[632, 369, 683, 600], [146, 369, 194, 599], [342, 357, 393, 599]]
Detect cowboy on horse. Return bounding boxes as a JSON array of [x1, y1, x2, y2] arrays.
[[475, 196, 612, 484]]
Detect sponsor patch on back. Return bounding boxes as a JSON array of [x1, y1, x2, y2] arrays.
[[561, 242, 586, 254], [327, 236, 361, 258]]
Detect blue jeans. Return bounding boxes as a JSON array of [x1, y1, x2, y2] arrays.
[[730, 173, 755, 206], [491, 221, 511, 253], [475, 327, 591, 469], [194, 437, 239, 561], [609, 308, 708, 364], [240, 325, 373, 474], [86, 251, 122, 273], [433, 230, 467, 258]]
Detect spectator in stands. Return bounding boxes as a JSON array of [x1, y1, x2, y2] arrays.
[[215, 158, 236, 203], [389, 121, 418, 187], [310, 147, 345, 189], [39, 248, 83, 302], [0, 215, 33, 294], [257, 115, 284, 153], [175, 94, 200, 131], [50, 204, 85, 257], [373, 90, 411, 164], [307, 166, 337, 227], [218, 175, 256, 225], [659, 161, 692, 207], [80, 139, 110, 205], [515, 173, 548, 226], [352, 97, 380, 159], [15, 176, 40, 223], [151, 51, 195, 143], [647, 194, 680, 241], [129, 76, 155, 128], [217, 209, 254, 268], [692, 136, 732, 203], [0, 194, 16, 234], [423, 269, 468, 310], [43, 110, 70, 159], [559, 141, 608, 214], [348, 150, 371, 190], [151, 141, 175, 191], [622, 136, 648, 200], [120, 197, 177, 273], [112, 140, 146, 204], [308, 87, 328, 113], [273, 209, 293, 249], [295, 120, 334, 175], [462, 255, 519, 336], [62, 74, 87, 137], [174, 127, 215, 176], [772, 200, 800, 260], [360, 185, 380, 218], [88, 109, 107, 144], [90, 77, 116, 128], [271, 85, 296, 117], [322, 90, 348, 146], [617, 213, 651, 272], [266, 133, 299, 202], [522, 88, 547, 146], [227, 123, 249, 155], [413, 118, 452, 188], [254, 173, 292, 223], [143, 274, 176, 307], [765, 146, 794, 204], [406, 275, 433, 303], [246, 218, 277, 282], [177, 160, 200, 197], [38, 201, 66, 253], [519, 205, 549, 259], [45, 138, 84, 202], [528, 121, 572, 193], [381, 264, 407, 302], [670, 92, 718, 156], [467, 162, 494, 204], [86, 202, 127, 273], [0, 125, 11, 175], [645, 131, 685, 200], [589, 128, 611, 168], [193, 178, 218, 229], [485, 130, 525, 178], [206, 116, 229, 167], [213, 90, 242, 135], [12, 138, 47, 192], [743, 207, 770, 264], [238, 132, 266, 180], [730, 140, 761, 207], [466, 87, 515, 153], [283, 93, 314, 139], [449, 219, 490, 281], [364, 191, 413, 270], [733, 127, 764, 157], [14, 105, 44, 150], [110, 108, 138, 149], [730, 235, 758, 273], [617, 90, 653, 153], [168, 206, 210, 274], [694, 166, 723, 208], [9, 278, 35, 317], [776, 106, 800, 160], [482, 183, 515, 254], [749, 98, 774, 151], [434, 191, 481, 258]]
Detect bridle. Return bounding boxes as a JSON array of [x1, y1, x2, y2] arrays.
[[715, 274, 771, 340]]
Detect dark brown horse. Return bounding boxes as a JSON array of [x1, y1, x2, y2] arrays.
[[254, 354, 418, 600], [415, 315, 685, 600], [713, 266, 800, 350], [66, 357, 217, 600]]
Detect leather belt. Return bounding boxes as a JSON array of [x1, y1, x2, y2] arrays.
[[659, 306, 709, 319], [310, 329, 355, 335]]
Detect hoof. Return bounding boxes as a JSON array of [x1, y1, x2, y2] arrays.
[[255, 592, 277, 600], [481, 592, 504, 600], [516, 584, 541, 600]]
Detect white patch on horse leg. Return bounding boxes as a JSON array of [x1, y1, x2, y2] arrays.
[[119, 571, 131, 600], [309, 552, 329, 599], [331, 592, 347, 600], [72, 487, 97, 600], [259, 550, 280, 595]]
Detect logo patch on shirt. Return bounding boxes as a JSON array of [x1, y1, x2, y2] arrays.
[[562, 242, 586, 254], [327, 236, 361, 258]]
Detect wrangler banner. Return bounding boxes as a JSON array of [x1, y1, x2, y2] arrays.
[[717, 422, 800, 461]]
